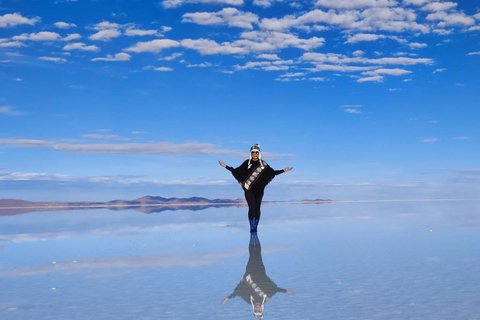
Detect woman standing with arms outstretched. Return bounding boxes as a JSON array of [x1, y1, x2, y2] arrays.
[[219, 144, 293, 233]]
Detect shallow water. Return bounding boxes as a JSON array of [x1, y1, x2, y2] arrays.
[[1, 201, 480, 320]]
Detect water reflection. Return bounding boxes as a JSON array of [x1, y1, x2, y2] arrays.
[[221, 233, 294, 319]]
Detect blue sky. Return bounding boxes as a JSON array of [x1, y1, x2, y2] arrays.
[[1, 0, 479, 201]]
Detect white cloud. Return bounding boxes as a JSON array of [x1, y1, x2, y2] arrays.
[[346, 33, 386, 43], [54, 21, 77, 29], [238, 31, 325, 52], [432, 28, 452, 35], [253, 0, 281, 8], [38, 56, 67, 63], [432, 68, 446, 73], [426, 11, 475, 27], [301, 52, 433, 66], [467, 51, 480, 56], [93, 21, 121, 30], [409, 42, 427, 48], [125, 28, 159, 36], [420, 138, 437, 143], [421, 1, 457, 12], [309, 77, 326, 81], [402, 0, 432, 5], [91, 52, 131, 62], [257, 53, 280, 60], [0, 40, 23, 47], [161, 52, 183, 60], [162, 26, 173, 33], [162, 0, 244, 8], [82, 134, 129, 140], [234, 59, 293, 71], [63, 33, 82, 41], [63, 42, 100, 52], [0, 13, 39, 27], [259, 7, 430, 33], [182, 8, 259, 29], [466, 26, 480, 32], [143, 65, 174, 71], [89, 29, 122, 41], [181, 38, 248, 55], [0, 138, 53, 147], [187, 62, 212, 67], [357, 75, 384, 82], [0, 138, 260, 158], [345, 108, 362, 113], [341, 104, 362, 113], [280, 72, 305, 78], [353, 50, 365, 56], [316, 0, 395, 9], [13, 31, 61, 41], [363, 68, 412, 76], [53, 141, 233, 156], [0, 171, 71, 182], [125, 39, 180, 53]]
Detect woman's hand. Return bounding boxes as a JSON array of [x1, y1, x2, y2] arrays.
[[218, 161, 227, 167], [284, 167, 293, 172], [221, 297, 229, 304]]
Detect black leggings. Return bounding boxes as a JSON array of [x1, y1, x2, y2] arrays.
[[244, 189, 264, 220]]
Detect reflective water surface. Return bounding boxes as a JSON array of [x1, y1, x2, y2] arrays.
[[1, 201, 480, 319]]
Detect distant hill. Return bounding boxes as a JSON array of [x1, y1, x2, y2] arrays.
[[0, 196, 332, 216], [0, 196, 247, 216]]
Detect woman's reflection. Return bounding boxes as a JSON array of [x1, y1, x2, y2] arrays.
[[221, 233, 294, 319]]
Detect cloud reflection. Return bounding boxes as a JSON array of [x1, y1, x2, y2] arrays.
[[1, 247, 247, 277]]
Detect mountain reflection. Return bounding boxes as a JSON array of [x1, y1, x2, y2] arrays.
[[221, 233, 294, 318]]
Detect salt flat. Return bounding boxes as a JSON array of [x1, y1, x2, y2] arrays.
[[1, 201, 479, 320]]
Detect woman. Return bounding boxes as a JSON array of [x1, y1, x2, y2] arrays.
[[218, 144, 293, 233]]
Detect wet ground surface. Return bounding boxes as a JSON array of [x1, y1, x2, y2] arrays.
[[1, 201, 480, 319]]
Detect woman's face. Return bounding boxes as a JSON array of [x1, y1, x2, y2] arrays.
[[251, 151, 259, 160]]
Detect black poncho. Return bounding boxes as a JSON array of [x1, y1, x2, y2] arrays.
[[226, 160, 284, 193]]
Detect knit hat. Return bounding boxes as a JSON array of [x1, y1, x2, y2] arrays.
[[248, 143, 264, 169]]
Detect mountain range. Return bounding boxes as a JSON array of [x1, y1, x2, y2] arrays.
[[0, 196, 247, 216], [0, 196, 332, 216]]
